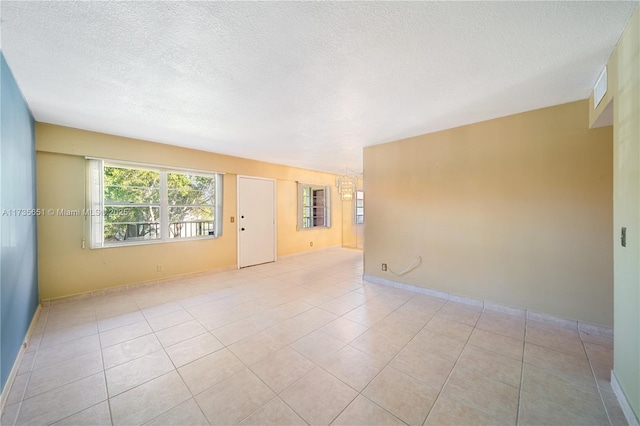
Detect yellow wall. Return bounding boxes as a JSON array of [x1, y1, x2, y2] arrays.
[[36, 123, 343, 300], [364, 100, 613, 326], [341, 199, 357, 248], [611, 5, 640, 420], [341, 177, 364, 250]]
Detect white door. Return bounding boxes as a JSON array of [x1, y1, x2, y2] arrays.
[[237, 176, 276, 268]]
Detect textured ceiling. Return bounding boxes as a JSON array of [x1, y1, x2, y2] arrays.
[[1, 1, 637, 174]]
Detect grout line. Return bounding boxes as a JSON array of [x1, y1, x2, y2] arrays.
[[8, 306, 51, 426], [86, 297, 113, 426], [515, 313, 528, 426], [225, 280, 397, 424], [11, 249, 614, 425], [93, 297, 115, 426], [582, 335, 616, 426], [401, 298, 453, 424], [8, 250, 362, 425], [273, 291, 411, 424], [12, 308, 112, 424], [422, 305, 508, 425]]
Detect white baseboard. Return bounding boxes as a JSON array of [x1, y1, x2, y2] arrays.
[[362, 274, 612, 333], [611, 370, 640, 426], [0, 304, 42, 414], [483, 300, 526, 319], [364, 274, 452, 300]]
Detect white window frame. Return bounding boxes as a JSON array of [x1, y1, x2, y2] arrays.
[[297, 183, 331, 230], [87, 159, 223, 248], [355, 190, 364, 224]]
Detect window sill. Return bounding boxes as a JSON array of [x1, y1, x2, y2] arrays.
[[92, 235, 219, 249]]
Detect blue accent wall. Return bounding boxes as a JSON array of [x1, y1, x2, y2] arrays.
[[0, 52, 39, 392]]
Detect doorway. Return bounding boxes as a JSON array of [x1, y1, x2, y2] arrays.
[[237, 176, 276, 268]]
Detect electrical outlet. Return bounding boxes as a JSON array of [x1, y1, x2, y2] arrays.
[[382, 263, 387, 271], [157, 264, 163, 272], [310, 241, 314, 247]]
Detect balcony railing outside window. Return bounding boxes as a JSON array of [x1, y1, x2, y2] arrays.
[[105, 220, 216, 243]]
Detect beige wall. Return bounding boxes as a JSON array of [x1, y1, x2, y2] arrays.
[[611, 4, 640, 420], [364, 100, 613, 326], [36, 124, 343, 300]]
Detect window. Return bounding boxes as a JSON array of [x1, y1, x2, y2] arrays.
[[298, 183, 331, 229], [355, 190, 364, 224], [88, 159, 222, 248], [103, 165, 161, 242], [167, 172, 217, 239]]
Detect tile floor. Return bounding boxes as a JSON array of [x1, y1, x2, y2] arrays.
[[1, 248, 627, 426]]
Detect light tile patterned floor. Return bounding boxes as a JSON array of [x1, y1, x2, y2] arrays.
[[1, 248, 627, 426]]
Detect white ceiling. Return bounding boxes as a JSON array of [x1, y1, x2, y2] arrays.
[[1, 1, 637, 174]]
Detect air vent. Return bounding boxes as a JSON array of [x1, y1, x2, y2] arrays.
[[594, 66, 607, 108]]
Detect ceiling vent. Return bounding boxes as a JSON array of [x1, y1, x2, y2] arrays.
[[594, 66, 607, 108]]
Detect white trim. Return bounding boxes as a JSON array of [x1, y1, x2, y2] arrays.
[[448, 293, 484, 308], [364, 274, 450, 300], [87, 159, 104, 249], [354, 189, 365, 225], [579, 321, 614, 338], [237, 175, 277, 269], [325, 185, 331, 229], [91, 235, 218, 250], [297, 182, 331, 230], [526, 310, 578, 330], [88, 160, 222, 248], [273, 180, 278, 264], [362, 274, 613, 331], [594, 66, 608, 108], [160, 168, 168, 241], [611, 371, 640, 426], [484, 301, 527, 319], [1, 305, 42, 414]]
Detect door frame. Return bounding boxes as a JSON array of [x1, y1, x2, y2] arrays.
[[236, 175, 277, 269]]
